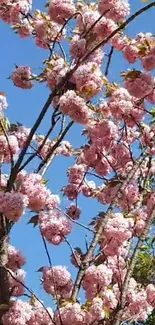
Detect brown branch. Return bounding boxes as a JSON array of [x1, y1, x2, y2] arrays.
[[18, 108, 60, 172], [8, 2, 154, 190], [80, 1, 155, 65], [7, 67, 74, 190], [71, 151, 147, 301], [63, 235, 81, 268], [36, 120, 74, 174], [7, 92, 54, 191], [41, 235, 52, 267], [4, 267, 54, 323], [105, 46, 114, 77], [0, 224, 9, 325], [82, 9, 110, 39], [50, 12, 83, 58], [59, 207, 94, 233], [40, 239, 63, 325], [112, 207, 155, 325]]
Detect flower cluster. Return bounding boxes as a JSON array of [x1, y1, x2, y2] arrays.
[[42, 265, 73, 298], [7, 245, 26, 271], [59, 90, 92, 125], [39, 210, 72, 245], [0, 191, 28, 221], [16, 172, 58, 212], [11, 66, 33, 89]]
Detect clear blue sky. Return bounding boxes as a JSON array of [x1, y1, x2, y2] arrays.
[[0, 0, 155, 306]]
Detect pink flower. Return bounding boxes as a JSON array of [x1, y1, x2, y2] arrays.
[[66, 204, 81, 220], [107, 86, 145, 126], [59, 90, 92, 124], [118, 183, 139, 210], [42, 266, 73, 298], [72, 63, 103, 99], [68, 164, 85, 184], [11, 66, 33, 89], [45, 194, 60, 210], [48, 0, 75, 24], [0, 134, 19, 162], [77, 9, 100, 33], [81, 180, 96, 197], [7, 245, 25, 271], [146, 284, 155, 307], [123, 44, 139, 63], [8, 269, 26, 296], [98, 0, 130, 22], [0, 0, 31, 23], [39, 210, 72, 245], [94, 16, 117, 41], [17, 172, 52, 212], [86, 297, 105, 323], [142, 47, 155, 71], [82, 264, 113, 298], [63, 183, 81, 200], [110, 33, 128, 50], [97, 183, 120, 205], [54, 303, 86, 325], [28, 306, 54, 325], [124, 71, 153, 99], [56, 141, 72, 156], [0, 191, 29, 221], [123, 285, 153, 322], [70, 35, 86, 58], [102, 289, 118, 309], [88, 120, 118, 150], [33, 11, 64, 48], [46, 57, 68, 88], [16, 20, 33, 38], [11, 125, 31, 148], [104, 213, 134, 243], [2, 300, 32, 325]]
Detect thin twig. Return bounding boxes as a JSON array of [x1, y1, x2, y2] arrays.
[[105, 46, 114, 77], [56, 206, 94, 233], [71, 151, 148, 301], [58, 42, 67, 61], [41, 235, 52, 267], [50, 12, 83, 58], [40, 239, 64, 325], [113, 207, 155, 325], [63, 235, 81, 267], [7, 93, 54, 191], [80, 2, 155, 65], [82, 9, 110, 39], [4, 267, 54, 323], [36, 120, 74, 174], [18, 111, 59, 172]]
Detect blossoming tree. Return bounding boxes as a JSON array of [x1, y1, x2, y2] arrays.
[[0, 0, 155, 324]]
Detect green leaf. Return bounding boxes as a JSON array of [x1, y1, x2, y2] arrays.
[[27, 215, 39, 227], [150, 119, 155, 125], [41, 179, 48, 184]]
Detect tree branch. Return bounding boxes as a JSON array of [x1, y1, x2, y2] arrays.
[[112, 205, 155, 325], [81, 1, 155, 65], [36, 120, 74, 174], [71, 151, 147, 301]]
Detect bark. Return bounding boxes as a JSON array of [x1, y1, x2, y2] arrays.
[[0, 216, 9, 325]]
